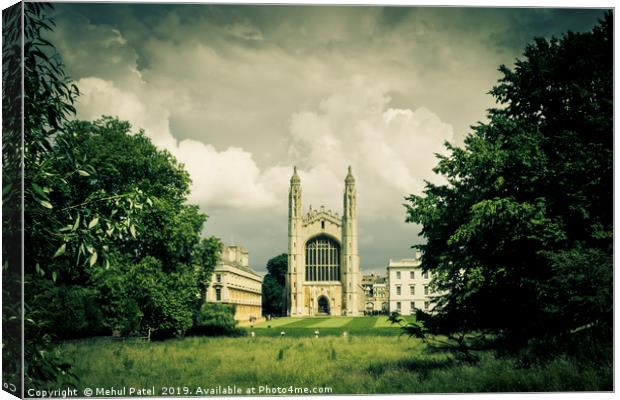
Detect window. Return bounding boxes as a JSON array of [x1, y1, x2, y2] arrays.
[[305, 236, 340, 282], [410, 302, 415, 312], [321, 220, 325, 229], [216, 274, 221, 283], [215, 287, 221, 301], [424, 285, 429, 295], [396, 285, 401, 296], [396, 302, 401, 311], [410, 285, 415, 295], [423, 271, 429, 279], [424, 301, 429, 310], [410, 271, 415, 279], [396, 271, 401, 279]]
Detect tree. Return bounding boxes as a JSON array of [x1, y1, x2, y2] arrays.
[[2, 3, 222, 387], [3, 3, 82, 391], [261, 253, 288, 316], [405, 13, 612, 351], [35, 117, 220, 339]]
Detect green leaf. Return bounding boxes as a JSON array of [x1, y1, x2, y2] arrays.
[[89, 251, 98, 267], [2, 183, 12, 197], [105, 259, 110, 270], [72, 214, 81, 231], [53, 243, 66, 258], [77, 170, 90, 177], [130, 224, 136, 238], [39, 200, 53, 209], [88, 217, 99, 229], [52, 271, 58, 283], [31, 182, 48, 199]]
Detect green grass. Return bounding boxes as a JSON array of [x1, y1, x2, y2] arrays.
[[252, 316, 403, 337], [309, 317, 353, 328], [255, 316, 401, 329], [51, 334, 612, 394]]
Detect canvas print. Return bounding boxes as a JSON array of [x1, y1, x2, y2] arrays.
[[2, 2, 613, 398]]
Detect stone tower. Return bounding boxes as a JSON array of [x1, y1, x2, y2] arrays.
[[286, 166, 303, 316], [342, 166, 360, 316], [285, 166, 362, 316]]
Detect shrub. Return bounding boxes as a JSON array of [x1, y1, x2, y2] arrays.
[[189, 303, 244, 336]]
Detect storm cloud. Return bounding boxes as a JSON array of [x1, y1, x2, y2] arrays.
[[47, 4, 607, 272]]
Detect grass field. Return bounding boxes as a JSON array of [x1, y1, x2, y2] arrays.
[[57, 336, 611, 394], [250, 316, 415, 337], [52, 317, 612, 394]]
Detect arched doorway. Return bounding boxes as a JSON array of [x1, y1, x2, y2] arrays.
[[317, 296, 330, 315]]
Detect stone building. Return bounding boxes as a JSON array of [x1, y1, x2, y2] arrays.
[[387, 255, 437, 315], [206, 244, 263, 323], [285, 166, 364, 316], [361, 274, 389, 314]]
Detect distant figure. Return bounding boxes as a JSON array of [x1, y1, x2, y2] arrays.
[[250, 331, 256, 337], [280, 331, 286, 337], [342, 331, 348, 337], [314, 329, 320, 338]]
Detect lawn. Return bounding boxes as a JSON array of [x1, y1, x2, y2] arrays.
[[251, 316, 410, 337], [49, 318, 612, 395], [54, 335, 611, 395]]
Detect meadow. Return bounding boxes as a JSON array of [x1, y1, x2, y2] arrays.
[[54, 317, 612, 395]]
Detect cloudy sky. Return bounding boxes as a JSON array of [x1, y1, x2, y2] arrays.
[[48, 3, 606, 274]]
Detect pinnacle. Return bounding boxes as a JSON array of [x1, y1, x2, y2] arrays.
[[290, 165, 301, 183], [345, 165, 355, 184]]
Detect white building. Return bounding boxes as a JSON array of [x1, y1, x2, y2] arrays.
[[285, 166, 364, 316], [206, 244, 263, 323], [387, 256, 437, 315]]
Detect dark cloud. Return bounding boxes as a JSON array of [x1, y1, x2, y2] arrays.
[[48, 3, 609, 270]]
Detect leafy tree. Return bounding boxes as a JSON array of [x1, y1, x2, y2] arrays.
[[37, 117, 220, 338], [2, 3, 221, 388], [405, 13, 612, 351], [261, 253, 287, 316], [3, 2, 84, 391]]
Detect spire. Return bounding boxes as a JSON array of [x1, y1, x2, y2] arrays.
[[290, 166, 300, 184], [345, 165, 355, 184]]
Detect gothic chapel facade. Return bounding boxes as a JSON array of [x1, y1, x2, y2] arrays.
[[285, 166, 364, 316]]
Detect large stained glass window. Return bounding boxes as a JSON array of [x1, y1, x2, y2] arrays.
[[305, 236, 340, 282]]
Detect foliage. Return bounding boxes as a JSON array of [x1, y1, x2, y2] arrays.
[[95, 257, 198, 339], [3, 2, 83, 391], [261, 253, 287, 316], [1, 2, 220, 387], [189, 303, 243, 336], [405, 13, 612, 350], [36, 117, 220, 339]]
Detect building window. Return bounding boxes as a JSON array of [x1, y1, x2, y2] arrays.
[[215, 287, 221, 301], [321, 220, 325, 229], [410, 285, 415, 295], [424, 301, 429, 310], [396, 302, 401, 311], [216, 274, 221, 283], [305, 235, 340, 282], [423, 271, 429, 279], [396, 285, 401, 296], [424, 285, 429, 295], [410, 302, 415, 312], [396, 271, 401, 279], [410, 271, 415, 279]]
